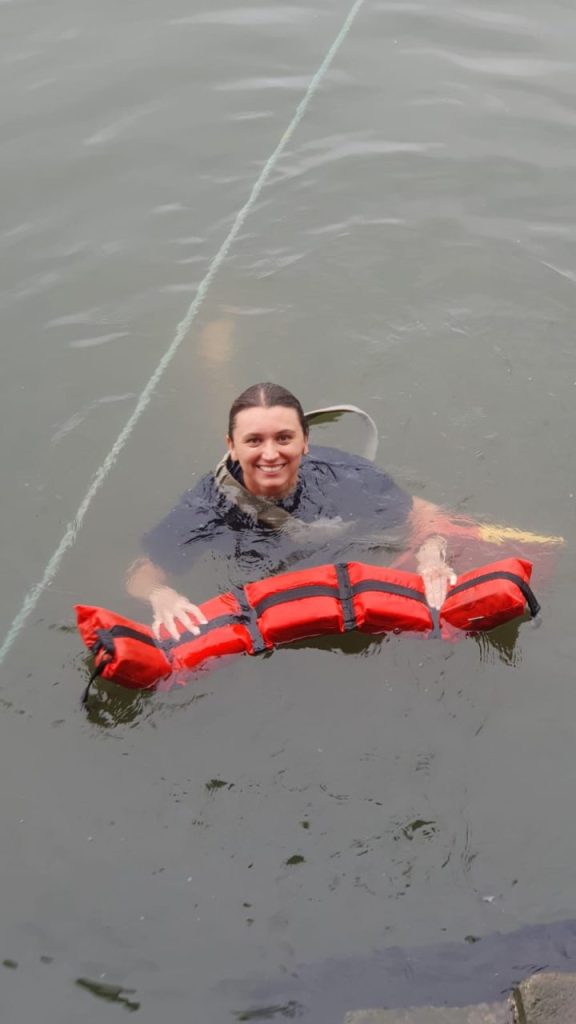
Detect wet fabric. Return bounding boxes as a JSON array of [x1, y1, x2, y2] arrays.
[[142, 445, 413, 578]]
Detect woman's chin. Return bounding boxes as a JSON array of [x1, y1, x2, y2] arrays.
[[253, 472, 293, 498]]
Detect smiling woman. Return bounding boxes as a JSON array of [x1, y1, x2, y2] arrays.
[[125, 383, 454, 640], [226, 385, 310, 499]]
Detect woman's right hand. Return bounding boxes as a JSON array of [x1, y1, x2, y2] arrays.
[[415, 535, 456, 610], [150, 585, 208, 641]]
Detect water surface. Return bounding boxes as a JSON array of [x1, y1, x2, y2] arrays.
[[2, 0, 576, 1020]]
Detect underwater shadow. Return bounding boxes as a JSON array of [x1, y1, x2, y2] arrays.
[[222, 918, 576, 1023]]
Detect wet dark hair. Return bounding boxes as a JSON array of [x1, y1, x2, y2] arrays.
[[228, 382, 309, 439]]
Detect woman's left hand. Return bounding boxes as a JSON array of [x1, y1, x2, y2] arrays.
[[416, 535, 457, 609]]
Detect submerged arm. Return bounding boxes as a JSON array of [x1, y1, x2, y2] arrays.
[[409, 498, 457, 609]]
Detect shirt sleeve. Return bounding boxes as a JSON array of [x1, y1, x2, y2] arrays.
[[304, 447, 412, 528], [358, 462, 413, 527], [141, 474, 218, 576]]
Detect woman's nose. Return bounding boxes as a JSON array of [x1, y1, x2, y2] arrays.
[[261, 440, 278, 460]]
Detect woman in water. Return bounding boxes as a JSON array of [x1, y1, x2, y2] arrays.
[[126, 382, 455, 640]]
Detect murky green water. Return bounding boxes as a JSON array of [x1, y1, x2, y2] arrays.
[[2, 0, 576, 1019]]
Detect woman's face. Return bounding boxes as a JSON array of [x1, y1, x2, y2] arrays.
[[227, 405, 309, 499]]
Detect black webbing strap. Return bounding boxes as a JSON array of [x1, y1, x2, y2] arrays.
[[96, 625, 158, 652], [429, 606, 441, 639], [351, 579, 429, 605], [248, 573, 359, 633], [81, 656, 111, 707], [251, 584, 340, 618], [93, 610, 262, 659], [232, 588, 267, 655], [335, 563, 357, 631], [246, 571, 429, 630], [447, 570, 540, 618], [159, 614, 249, 652]]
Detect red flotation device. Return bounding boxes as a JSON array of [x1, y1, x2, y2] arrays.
[[76, 557, 539, 697]]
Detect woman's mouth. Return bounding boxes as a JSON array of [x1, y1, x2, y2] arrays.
[[257, 464, 286, 475]]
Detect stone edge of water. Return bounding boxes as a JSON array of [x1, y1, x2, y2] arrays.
[[345, 970, 576, 1023]]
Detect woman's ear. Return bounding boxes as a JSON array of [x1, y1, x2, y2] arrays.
[[226, 435, 236, 460]]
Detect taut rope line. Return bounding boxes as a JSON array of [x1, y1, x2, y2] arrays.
[[0, 0, 368, 668]]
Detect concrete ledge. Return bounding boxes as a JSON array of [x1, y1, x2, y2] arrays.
[[514, 971, 576, 1022], [346, 970, 576, 1023]]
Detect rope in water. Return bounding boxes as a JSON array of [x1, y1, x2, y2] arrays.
[[0, 0, 368, 669]]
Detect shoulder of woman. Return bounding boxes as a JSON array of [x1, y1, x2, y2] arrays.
[[178, 471, 218, 507], [305, 445, 388, 476]]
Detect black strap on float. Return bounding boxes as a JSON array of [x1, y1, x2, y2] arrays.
[[351, 574, 438, 634], [82, 637, 113, 707], [159, 614, 248, 652], [82, 663, 108, 706], [250, 584, 341, 617], [351, 579, 429, 605], [447, 570, 541, 618], [429, 607, 441, 639], [82, 605, 266, 704], [93, 613, 267, 654], [98, 625, 158, 650], [335, 563, 357, 631], [247, 566, 429, 634], [82, 629, 134, 706], [232, 588, 268, 655]]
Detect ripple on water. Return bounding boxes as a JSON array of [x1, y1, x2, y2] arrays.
[[306, 215, 405, 237], [402, 48, 574, 79], [68, 332, 130, 350], [51, 393, 136, 445], [168, 6, 323, 28], [46, 307, 128, 329], [83, 102, 159, 147], [277, 135, 443, 182], [214, 72, 351, 93]]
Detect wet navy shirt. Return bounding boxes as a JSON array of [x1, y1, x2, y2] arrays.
[[143, 445, 412, 580]]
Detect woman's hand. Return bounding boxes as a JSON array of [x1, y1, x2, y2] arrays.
[[150, 585, 208, 641], [125, 558, 208, 641], [416, 535, 457, 609]]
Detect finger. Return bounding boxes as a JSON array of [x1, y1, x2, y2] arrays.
[[177, 610, 200, 637], [426, 577, 447, 609], [423, 578, 438, 608], [184, 602, 208, 626], [449, 571, 457, 586], [152, 617, 162, 641], [166, 614, 181, 642]]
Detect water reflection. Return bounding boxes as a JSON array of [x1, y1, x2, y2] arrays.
[[4, 1, 576, 1021], [82, 673, 152, 728], [223, 919, 576, 1023], [472, 617, 524, 666]]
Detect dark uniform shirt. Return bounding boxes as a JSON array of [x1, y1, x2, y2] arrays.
[[143, 446, 412, 583]]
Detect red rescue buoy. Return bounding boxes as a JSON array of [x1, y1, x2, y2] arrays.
[[76, 557, 539, 698]]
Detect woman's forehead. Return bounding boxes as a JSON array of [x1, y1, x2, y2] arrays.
[[234, 406, 302, 435]]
